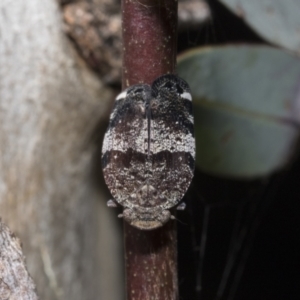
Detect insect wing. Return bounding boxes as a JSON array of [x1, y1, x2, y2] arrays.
[[101, 85, 151, 206], [150, 74, 195, 209]]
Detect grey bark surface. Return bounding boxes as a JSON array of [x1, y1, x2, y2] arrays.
[[0, 219, 38, 300], [0, 0, 123, 299]]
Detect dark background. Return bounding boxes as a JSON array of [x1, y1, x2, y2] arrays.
[[177, 1, 300, 299]]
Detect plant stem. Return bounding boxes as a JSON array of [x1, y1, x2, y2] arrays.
[[122, 0, 178, 299], [124, 223, 178, 300], [122, 0, 178, 87]]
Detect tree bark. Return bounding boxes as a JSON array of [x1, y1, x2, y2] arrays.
[[0, 0, 123, 299], [0, 219, 38, 300]]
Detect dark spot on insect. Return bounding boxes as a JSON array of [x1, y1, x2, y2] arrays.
[[134, 88, 144, 93], [145, 169, 153, 175], [176, 84, 184, 94], [187, 154, 195, 171], [162, 81, 174, 89]]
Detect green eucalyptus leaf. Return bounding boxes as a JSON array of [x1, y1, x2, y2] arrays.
[[219, 0, 300, 54], [177, 45, 300, 178]]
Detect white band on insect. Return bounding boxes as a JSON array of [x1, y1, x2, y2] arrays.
[[116, 90, 128, 101], [181, 92, 192, 101]]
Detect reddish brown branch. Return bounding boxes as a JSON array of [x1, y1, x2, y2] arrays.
[[122, 0, 178, 87], [124, 223, 178, 300], [122, 0, 179, 299]]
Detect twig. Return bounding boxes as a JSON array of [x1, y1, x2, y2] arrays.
[[122, 0, 179, 298]]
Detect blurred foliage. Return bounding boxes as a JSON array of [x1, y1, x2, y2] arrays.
[[177, 2, 300, 300], [178, 45, 300, 178], [220, 0, 300, 54]]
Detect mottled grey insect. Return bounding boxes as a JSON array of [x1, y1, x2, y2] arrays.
[[102, 74, 195, 230]]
